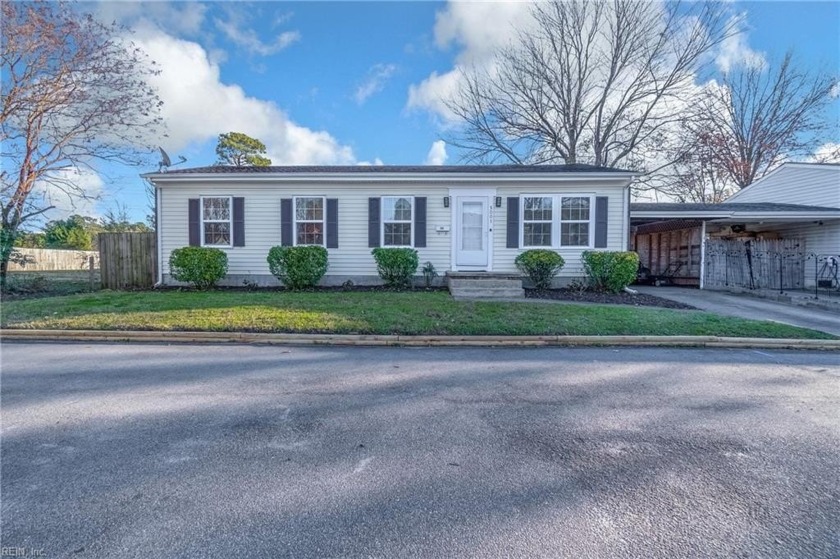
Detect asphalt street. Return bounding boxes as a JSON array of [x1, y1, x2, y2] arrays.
[[1, 342, 838, 558]]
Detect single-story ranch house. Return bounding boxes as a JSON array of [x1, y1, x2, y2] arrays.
[[143, 164, 638, 287]]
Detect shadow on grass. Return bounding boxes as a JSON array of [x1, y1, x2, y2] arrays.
[[2, 289, 835, 338]]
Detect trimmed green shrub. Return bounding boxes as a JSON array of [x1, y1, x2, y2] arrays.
[[372, 247, 419, 288], [267, 245, 329, 289], [169, 246, 228, 289], [515, 249, 566, 290], [582, 250, 640, 293]]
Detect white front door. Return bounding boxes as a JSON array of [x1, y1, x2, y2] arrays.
[[455, 196, 491, 269]]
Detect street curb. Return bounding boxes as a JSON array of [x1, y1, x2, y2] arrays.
[[2, 329, 839, 350]]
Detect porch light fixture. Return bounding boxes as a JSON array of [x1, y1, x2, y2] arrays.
[[443, 196, 450, 208], [495, 196, 502, 208]]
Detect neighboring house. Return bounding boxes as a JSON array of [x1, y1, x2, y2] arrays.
[[143, 164, 637, 287], [630, 163, 840, 290]]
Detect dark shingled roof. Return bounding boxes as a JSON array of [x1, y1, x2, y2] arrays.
[[154, 163, 635, 175], [631, 202, 840, 213]]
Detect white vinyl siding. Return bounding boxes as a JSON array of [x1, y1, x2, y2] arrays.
[[160, 183, 450, 283], [723, 164, 840, 288], [725, 165, 840, 208], [158, 179, 629, 285], [752, 221, 840, 287], [496, 186, 626, 278]]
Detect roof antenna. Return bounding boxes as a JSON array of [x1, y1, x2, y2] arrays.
[[158, 147, 187, 172]]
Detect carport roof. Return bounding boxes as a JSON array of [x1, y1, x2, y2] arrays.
[[631, 202, 840, 221]]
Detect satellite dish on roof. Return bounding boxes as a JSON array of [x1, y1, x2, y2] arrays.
[[159, 147, 172, 168], [158, 147, 187, 172]]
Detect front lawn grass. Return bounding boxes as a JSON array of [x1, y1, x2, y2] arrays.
[[1, 290, 835, 339]]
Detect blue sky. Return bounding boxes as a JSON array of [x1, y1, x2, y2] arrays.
[[60, 1, 840, 223]]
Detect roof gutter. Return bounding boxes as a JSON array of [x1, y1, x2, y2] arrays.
[[143, 172, 640, 185], [632, 211, 840, 220]]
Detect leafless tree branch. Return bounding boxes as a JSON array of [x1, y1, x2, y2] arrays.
[[0, 0, 163, 286]]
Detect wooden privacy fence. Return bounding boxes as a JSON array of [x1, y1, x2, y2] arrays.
[[704, 238, 805, 292], [98, 232, 156, 289], [8, 248, 99, 271]]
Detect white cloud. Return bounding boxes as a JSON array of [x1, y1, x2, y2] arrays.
[[407, 70, 463, 122], [33, 167, 105, 221], [96, 2, 208, 38], [406, 1, 534, 121], [354, 63, 398, 105], [431, 0, 533, 61], [424, 140, 448, 165], [807, 142, 840, 164], [715, 16, 766, 73], [214, 6, 300, 56], [357, 158, 385, 166], [133, 25, 355, 165], [216, 22, 300, 56]]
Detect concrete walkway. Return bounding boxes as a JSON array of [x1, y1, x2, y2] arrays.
[[637, 286, 840, 336]]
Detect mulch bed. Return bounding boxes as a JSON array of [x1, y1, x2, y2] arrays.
[[525, 288, 697, 310]]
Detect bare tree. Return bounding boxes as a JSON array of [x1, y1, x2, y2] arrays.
[[701, 52, 838, 188], [811, 144, 840, 164], [650, 124, 736, 203], [0, 1, 162, 287], [446, 0, 737, 169]]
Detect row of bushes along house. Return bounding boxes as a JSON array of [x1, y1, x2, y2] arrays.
[[169, 245, 640, 293]]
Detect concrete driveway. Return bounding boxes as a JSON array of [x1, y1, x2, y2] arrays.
[[636, 286, 840, 336], [2, 343, 839, 558]]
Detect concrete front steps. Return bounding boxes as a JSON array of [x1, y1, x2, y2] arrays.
[[447, 272, 525, 299]]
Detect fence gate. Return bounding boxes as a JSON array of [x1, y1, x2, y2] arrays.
[[704, 238, 805, 292], [98, 232, 157, 289]]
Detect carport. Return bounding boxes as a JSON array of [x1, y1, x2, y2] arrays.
[[630, 203, 840, 292]]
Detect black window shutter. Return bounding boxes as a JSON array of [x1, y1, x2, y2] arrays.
[[368, 197, 380, 248], [188, 198, 200, 246], [280, 198, 293, 246], [326, 198, 338, 249], [233, 197, 245, 247], [594, 196, 608, 248], [506, 197, 519, 249], [414, 197, 427, 248]]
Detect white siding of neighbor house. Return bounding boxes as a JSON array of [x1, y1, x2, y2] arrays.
[[158, 179, 629, 285], [752, 221, 840, 287], [722, 164, 840, 288], [725, 164, 840, 208]]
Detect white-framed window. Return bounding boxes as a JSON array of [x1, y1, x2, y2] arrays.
[[560, 196, 591, 247], [520, 194, 594, 248], [294, 196, 325, 246], [522, 196, 553, 247], [381, 196, 413, 247], [201, 196, 232, 247]]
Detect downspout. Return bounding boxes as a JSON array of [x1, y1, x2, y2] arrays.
[[155, 183, 163, 287], [699, 220, 706, 290], [625, 183, 632, 250]]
